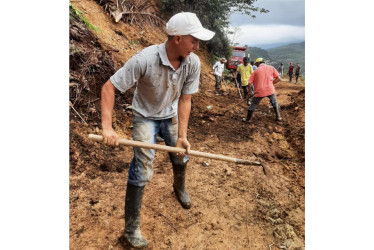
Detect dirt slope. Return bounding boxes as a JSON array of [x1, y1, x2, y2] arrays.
[[69, 1, 305, 249]]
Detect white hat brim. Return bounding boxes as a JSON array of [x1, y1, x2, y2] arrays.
[[190, 28, 215, 41]]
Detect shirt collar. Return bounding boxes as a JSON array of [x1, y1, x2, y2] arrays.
[[158, 41, 191, 70]]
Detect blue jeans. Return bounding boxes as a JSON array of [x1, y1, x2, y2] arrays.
[[128, 115, 188, 187], [289, 72, 293, 82]]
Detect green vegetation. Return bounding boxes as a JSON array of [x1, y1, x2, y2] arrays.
[[244, 46, 271, 62], [160, 0, 268, 61], [69, 2, 100, 31], [247, 42, 305, 76]]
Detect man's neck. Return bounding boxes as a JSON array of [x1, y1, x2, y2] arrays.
[[165, 40, 181, 69]]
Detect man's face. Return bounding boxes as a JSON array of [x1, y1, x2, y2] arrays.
[[177, 35, 200, 58]]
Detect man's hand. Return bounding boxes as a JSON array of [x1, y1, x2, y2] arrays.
[[175, 137, 191, 157], [102, 128, 120, 146]]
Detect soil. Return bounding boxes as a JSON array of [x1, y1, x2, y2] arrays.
[[69, 1, 305, 249]]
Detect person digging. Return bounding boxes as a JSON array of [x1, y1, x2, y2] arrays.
[[100, 12, 215, 248], [243, 58, 282, 123]]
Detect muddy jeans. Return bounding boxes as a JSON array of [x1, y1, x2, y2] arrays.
[[128, 115, 188, 187], [248, 93, 279, 112], [214, 75, 222, 90]]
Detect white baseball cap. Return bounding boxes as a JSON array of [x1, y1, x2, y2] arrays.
[[166, 12, 215, 41]]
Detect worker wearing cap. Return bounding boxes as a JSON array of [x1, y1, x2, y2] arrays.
[[212, 58, 227, 91], [243, 58, 282, 122], [100, 12, 215, 248], [234, 57, 253, 98]]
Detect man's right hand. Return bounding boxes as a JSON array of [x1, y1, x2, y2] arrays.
[[102, 128, 120, 146]]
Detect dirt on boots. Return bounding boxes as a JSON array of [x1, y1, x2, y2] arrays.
[[172, 163, 191, 209], [124, 184, 149, 248]]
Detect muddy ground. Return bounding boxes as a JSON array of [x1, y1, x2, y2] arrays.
[[69, 1, 305, 249]]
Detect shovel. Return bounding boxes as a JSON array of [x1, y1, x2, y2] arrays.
[[88, 134, 270, 175]]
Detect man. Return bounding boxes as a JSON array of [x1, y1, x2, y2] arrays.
[[100, 12, 215, 248], [295, 63, 301, 84], [243, 58, 282, 123], [288, 62, 294, 83], [250, 60, 257, 71], [278, 62, 284, 79], [234, 57, 253, 98], [212, 57, 227, 91]]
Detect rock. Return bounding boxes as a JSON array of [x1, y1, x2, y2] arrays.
[[224, 167, 232, 176], [283, 239, 294, 248], [202, 162, 210, 167], [269, 208, 280, 219], [274, 126, 283, 133], [234, 214, 243, 220], [206, 105, 213, 110]]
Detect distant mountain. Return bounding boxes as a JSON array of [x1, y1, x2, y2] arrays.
[[245, 41, 305, 76]]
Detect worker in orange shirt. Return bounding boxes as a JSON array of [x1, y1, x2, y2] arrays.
[[243, 58, 282, 123]]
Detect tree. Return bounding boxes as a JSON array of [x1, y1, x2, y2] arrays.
[[227, 26, 242, 46], [160, 0, 268, 61]]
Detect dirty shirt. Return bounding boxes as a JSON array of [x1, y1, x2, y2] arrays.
[[236, 64, 253, 87], [212, 61, 225, 77], [249, 64, 279, 97], [110, 42, 200, 119]]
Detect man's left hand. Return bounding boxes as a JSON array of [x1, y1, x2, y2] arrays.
[[175, 137, 191, 157]]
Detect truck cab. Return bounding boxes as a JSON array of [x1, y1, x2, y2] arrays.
[[227, 46, 248, 72]]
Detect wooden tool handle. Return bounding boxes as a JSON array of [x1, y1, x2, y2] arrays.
[[88, 134, 261, 166]]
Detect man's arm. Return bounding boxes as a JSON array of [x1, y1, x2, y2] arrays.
[[101, 79, 119, 146], [273, 77, 281, 84], [175, 94, 192, 156]]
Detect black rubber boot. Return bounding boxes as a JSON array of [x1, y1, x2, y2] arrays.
[[172, 163, 191, 209], [273, 106, 282, 121], [124, 183, 148, 248], [242, 109, 254, 122]]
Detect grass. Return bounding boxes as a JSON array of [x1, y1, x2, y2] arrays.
[[69, 2, 100, 32]]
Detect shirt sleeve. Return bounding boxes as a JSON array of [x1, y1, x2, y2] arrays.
[[249, 71, 255, 83], [109, 53, 146, 93], [212, 62, 218, 70], [182, 55, 200, 95], [273, 67, 279, 78]]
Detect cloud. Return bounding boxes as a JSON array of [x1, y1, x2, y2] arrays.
[[230, 0, 305, 26], [227, 24, 305, 47]]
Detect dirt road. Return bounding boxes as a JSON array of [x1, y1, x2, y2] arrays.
[[69, 0, 305, 248]]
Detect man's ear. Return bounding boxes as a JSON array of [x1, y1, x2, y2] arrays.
[[174, 35, 182, 45]]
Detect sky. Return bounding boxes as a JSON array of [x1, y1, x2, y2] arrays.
[[228, 0, 305, 49]]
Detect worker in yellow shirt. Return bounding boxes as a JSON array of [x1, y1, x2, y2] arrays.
[[234, 57, 253, 99]]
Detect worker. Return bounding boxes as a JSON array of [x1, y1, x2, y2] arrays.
[[100, 12, 215, 248], [212, 57, 227, 91], [234, 57, 253, 98], [243, 58, 282, 123]]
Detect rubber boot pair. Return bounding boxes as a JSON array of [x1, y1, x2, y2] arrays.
[[172, 163, 191, 209], [274, 106, 282, 121], [124, 183, 148, 248], [242, 109, 254, 123]]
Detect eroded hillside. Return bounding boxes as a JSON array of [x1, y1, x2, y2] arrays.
[[69, 0, 305, 249]]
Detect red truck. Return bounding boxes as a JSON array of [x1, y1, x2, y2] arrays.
[[227, 46, 248, 72]]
